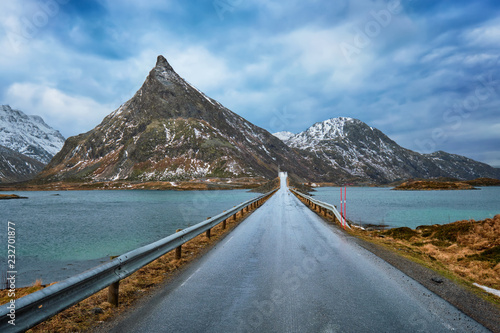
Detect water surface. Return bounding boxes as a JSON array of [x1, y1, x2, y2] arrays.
[[0, 189, 258, 287], [313, 187, 500, 229]]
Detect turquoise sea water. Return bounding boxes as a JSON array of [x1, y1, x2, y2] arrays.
[[0, 190, 258, 287], [313, 187, 500, 229]]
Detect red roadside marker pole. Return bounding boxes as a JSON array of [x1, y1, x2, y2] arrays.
[[344, 186, 347, 228], [340, 187, 343, 228]]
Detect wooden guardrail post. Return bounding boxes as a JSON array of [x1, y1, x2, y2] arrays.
[[108, 255, 120, 306], [175, 229, 183, 259], [108, 281, 119, 307], [222, 219, 227, 229], [206, 218, 211, 238]]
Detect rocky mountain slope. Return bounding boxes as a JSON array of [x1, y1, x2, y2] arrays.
[[0, 105, 65, 164], [277, 117, 500, 183], [0, 145, 45, 183], [37, 56, 334, 183]]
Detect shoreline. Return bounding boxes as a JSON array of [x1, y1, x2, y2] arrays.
[[0, 179, 268, 192]]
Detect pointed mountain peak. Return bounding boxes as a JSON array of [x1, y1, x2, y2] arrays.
[[155, 55, 174, 72]]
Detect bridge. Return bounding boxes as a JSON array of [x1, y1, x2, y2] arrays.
[[0, 173, 495, 332]]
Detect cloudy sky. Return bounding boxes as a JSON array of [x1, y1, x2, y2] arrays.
[[1, 0, 499, 166]]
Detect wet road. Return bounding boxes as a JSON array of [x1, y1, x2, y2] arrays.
[[109, 173, 488, 332]]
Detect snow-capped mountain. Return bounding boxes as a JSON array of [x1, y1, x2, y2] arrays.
[[0, 145, 45, 183], [0, 105, 65, 164], [38, 56, 324, 182], [276, 117, 500, 183], [273, 131, 295, 142]]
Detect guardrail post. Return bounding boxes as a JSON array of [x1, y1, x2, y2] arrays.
[[205, 218, 211, 238], [107, 255, 120, 306], [108, 281, 119, 307], [175, 245, 182, 259], [222, 219, 227, 229], [175, 229, 183, 259]]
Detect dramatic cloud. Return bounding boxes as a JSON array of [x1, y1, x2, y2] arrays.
[[1, 0, 499, 166]]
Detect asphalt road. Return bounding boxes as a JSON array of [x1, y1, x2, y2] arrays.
[[108, 173, 489, 333]]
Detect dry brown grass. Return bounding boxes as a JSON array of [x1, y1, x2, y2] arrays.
[[0, 280, 57, 306], [0, 197, 271, 332], [351, 215, 500, 292]]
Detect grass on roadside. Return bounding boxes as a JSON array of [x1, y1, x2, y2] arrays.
[[348, 215, 500, 305]]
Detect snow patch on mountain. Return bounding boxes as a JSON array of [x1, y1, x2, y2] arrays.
[[285, 117, 357, 149], [273, 131, 295, 142]]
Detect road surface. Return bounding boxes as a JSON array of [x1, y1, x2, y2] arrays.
[[108, 173, 488, 332]]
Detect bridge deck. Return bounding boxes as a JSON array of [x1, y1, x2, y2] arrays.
[[108, 173, 487, 332]]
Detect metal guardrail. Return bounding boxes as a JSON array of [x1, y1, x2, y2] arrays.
[[290, 189, 351, 229], [0, 189, 277, 332]]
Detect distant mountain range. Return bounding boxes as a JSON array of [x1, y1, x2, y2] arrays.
[[275, 117, 500, 183], [2, 57, 498, 185], [0, 105, 65, 183], [0, 105, 65, 163]]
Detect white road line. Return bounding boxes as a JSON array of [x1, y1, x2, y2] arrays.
[[225, 236, 234, 244], [180, 267, 202, 287]]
